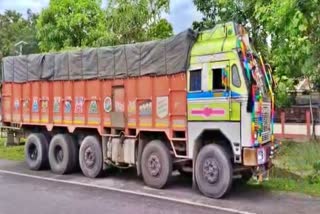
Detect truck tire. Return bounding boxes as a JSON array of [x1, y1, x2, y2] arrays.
[[79, 136, 103, 178], [141, 140, 172, 189], [195, 144, 233, 199], [25, 133, 49, 170], [48, 134, 78, 174]]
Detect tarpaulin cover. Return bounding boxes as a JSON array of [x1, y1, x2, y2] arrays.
[[2, 29, 198, 82]]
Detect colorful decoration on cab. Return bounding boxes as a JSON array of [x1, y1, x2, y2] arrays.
[[237, 35, 275, 148], [221, 68, 228, 88]]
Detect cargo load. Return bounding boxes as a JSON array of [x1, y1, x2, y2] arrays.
[[2, 29, 197, 82]]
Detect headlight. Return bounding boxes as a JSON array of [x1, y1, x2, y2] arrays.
[[257, 148, 266, 165]]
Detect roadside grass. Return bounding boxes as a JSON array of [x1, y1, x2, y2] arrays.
[[246, 140, 320, 197], [0, 138, 25, 161]]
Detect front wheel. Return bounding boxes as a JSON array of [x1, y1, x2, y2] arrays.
[[195, 144, 233, 199], [141, 140, 172, 189]]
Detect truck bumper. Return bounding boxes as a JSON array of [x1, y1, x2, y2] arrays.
[[242, 141, 280, 167]]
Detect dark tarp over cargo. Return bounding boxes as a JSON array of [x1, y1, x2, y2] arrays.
[[2, 29, 198, 83]]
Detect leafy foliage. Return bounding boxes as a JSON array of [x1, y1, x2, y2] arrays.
[[37, 0, 107, 51], [36, 0, 173, 51], [104, 0, 173, 45], [274, 77, 295, 108], [0, 10, 39, 57], [308, 160, 320, 184]]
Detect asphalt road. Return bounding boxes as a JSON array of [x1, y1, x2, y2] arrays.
[[0, 173, 222, 214], [0, 160, 320, 214]]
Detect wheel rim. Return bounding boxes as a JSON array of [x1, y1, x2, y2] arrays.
[[203, 158, 219, 184], [84, 147, 96, 168], [147, 153, 161, 177], [28, 143, 38, 161], [54, 145, 64, 163]]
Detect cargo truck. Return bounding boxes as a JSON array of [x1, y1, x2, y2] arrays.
[[1, 22, 278, 198]]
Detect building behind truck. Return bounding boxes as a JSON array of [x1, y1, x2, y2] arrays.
[[1, 22, 278, 198]]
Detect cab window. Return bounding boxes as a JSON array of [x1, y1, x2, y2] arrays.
[[189, 69, 202, 91], [212, 68, 225, 90], [231, 64, 241, 88]]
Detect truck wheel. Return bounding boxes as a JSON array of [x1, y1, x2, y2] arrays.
[[25, 133, 49, 170], [48, 134, 78, 174], [195, 144, 233, 199], [79, 136, 103, 178], [141, 140, 172, 189]]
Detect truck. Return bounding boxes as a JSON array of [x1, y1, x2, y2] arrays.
[[1, 22, 278, 198]]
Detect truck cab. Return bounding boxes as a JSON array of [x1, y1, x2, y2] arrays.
[[186, 22, 277, 197]]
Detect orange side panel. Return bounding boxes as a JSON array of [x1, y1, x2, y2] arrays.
[[52, 81, 63, 124], [154, 76, 170, 129], [40, 82, 50, 123], [2, 73, 187, 138], [126, 78, 137, 128], [74, 81, 85, 125], [101, 80, 112, 127], [31, 82, 40, 123], [170, 74, 187, 130], [12, 83, 22, 122], [2, 83, 12, 122], [63, 81, 73, 124], [22, 83, 31, 123], [86, 80, 101, 125], [137, 77, 153, 128]]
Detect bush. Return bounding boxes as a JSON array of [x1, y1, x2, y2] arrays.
[[308, 160, 320, 184]]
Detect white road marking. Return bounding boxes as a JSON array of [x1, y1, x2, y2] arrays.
[[0, 169, 255, 214]]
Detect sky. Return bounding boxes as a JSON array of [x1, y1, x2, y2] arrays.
[[0, 0, 203, 33]]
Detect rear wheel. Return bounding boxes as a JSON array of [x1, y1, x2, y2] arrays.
[[25, 133, 49, 170], [195, 144, 233, 199], [79, 136, 103, 178], [48, 134, 78, 174], [141, 140, 172, 189]]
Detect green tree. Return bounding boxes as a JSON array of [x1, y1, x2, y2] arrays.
[[255, 0, 320, 138], [0, 10, 39, 57], [105, 0, 173, 45], [37, 0, 107, 51]]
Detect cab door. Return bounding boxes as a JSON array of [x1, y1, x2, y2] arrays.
[[187, 61, 231, 121]]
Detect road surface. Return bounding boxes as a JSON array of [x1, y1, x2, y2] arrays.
[[0, 160, 320, 214], [0, 173, 225, 214]]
